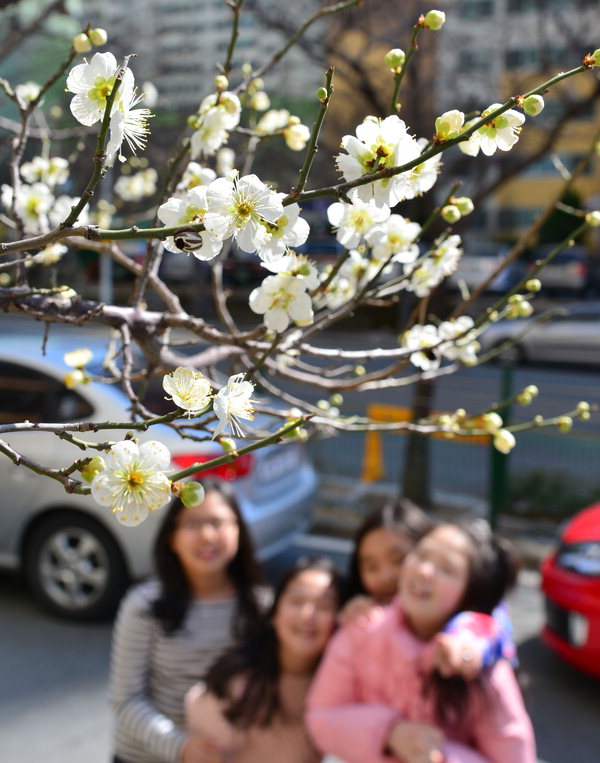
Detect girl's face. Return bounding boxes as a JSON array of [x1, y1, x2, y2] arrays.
[[399, 525, 472, 640], [170, 490, 240, 582], [272, 568, 339, 670], [358, 526, 413, 604]]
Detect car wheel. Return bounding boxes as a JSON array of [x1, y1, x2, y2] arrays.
[[24, 512, 128, 621]]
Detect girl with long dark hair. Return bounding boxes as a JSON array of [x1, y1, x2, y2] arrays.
[[109, 479, 267, 763], [185, 556, 344, 762], [307, 520, 536, 763]]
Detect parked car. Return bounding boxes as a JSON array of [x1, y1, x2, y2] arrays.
[[479, 302, 600, 366], [525, 245, 589, 296], [0, 329, 317, 620], [541, 501, 600, 679], [447, 241, 521, 293]]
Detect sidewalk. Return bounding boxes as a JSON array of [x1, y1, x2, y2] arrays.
[[312, 475, 557, 569]]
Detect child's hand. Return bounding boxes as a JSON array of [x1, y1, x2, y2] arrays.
[[336, 595, 381, 626], [181, 734, 231, 763], [386, 720, 444, 763], [434, 632, 483, 680]]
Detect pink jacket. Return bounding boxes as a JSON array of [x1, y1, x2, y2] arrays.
[[306, 597, 536, 763]]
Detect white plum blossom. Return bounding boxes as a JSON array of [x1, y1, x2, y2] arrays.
[[249, 273, 314, 332], [259, 252, 319, 290], [493, 428, 516, 454], [256, 200, 310, 264], [216, 148, 235, 177], [91, 440, 172, 526], [336, 115, 422, 207], [190, 91, 241, 158], [459, 105, 525, 157], [31, 243, 68, 266], [366, 214, 421, 265], [434, 110, 465, 141], [14, 81, 41, 104], [157, 186, 222, 260], [20, 157, 69, 188], [66, 52, 134, 126], [106, 89, 152, 165], [405, 234, 463, 297], [64, 347, 93, 368], [256, 109, 291, 135], [114, 168, 158, 201], [176, 162, 216, 193], [213, 373, 256, 438], [283, 122, 310, 151], [437, 316, 480, 365], [204, 173, 283, 253], [327, 194, 390, 249], [162, 367, 212, 417], [403, 139, 441, 199], [313, 269, 357, 310], [402, 324, 441, 371], [1, 182, 54, 233]]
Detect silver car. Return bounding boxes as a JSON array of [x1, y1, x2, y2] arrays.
[[479, 302, 600, 366], [0, 328, 317, 619]]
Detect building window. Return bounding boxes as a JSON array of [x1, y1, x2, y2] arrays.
[[498, 207, 539, 230], [458, 49, 492, 72], [459, 0, 494, 18]]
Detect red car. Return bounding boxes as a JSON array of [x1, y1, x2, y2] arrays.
[[541, 502, 600, 679]]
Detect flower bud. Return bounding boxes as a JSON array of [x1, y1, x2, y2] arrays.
[[178, 481, 205, 508], [316, 87, 329, 102], [590, 49, 600, 67], [64, 347, 93, 369], [522, 94, 544, 116], [452, 196, 474, 216], [423, 10, 445, 30], [64, 369, 85, 389], [354, 364, 366, 376], [88, 28, 108, 46], [482, 412, 503, 433], [525, 278, 542, 292], [534, 414, 544, 425], [384, 48, 406, 71], [330, 393, 344, 407], [434, 110, 465, 141], [80, 456, 106, 483], [214, 74, 229, 91], [317, 399, 330, 411], [441, 204, 461, 224], [218, 437, 237, 453], [73, 33, 92, 53], [516, 389, 533, 405], [518, 301, 534, 318], [585, 210, 600, 227], [249, 90, 270, 111], [493, 428, 516, 454], [557, 416, 573, 433]]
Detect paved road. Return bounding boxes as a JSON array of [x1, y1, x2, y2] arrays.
[[1, 537, 599, 763]]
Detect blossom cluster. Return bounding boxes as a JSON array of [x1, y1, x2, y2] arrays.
[[402, 316, 480, 371]]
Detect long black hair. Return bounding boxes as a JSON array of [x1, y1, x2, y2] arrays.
[[424, 520, 519, 727], [205, 555, 344, 729], [151, 478, 265, 636], [345, 498, 432, 601]]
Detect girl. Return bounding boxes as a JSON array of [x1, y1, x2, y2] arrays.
[[109, 479, 267, 763], [185, 556, 344, 763], [342, 500, 516, 677], [307, 520, 536, 763]]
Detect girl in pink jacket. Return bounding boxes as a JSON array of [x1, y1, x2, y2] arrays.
[[306, 521, 536, 763]]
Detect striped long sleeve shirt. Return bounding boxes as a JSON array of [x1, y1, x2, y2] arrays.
[[109, 580, 239, 763]]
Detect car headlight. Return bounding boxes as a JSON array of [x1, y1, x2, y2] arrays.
[[556, 542, 600, 576]]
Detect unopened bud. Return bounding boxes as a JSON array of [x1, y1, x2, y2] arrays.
[[557, 416, 573, 433], [525, 278, 542, 292], [493, 428, 516, 454], [218, 437, 237, 453], [316, 87, 328, 102], [452, 196, 474, 216], [214, 74, 229, 91], [354, 364, 366, 376], [522, 94, 545, 116], [590, 49, 600, 67], [178, 481, 205, 508], [585, 210, 600, 227], [80, 456, 106, 483], [384, 48, 406, 70], [317, 399, 330, 411], [88, 27, 108, 46], [441, 204, 461, 224], [534, 415, 544, 425], [64, 369, 85, 389], [330, 393, 344, 407], [423, 10, 445, 30], [73, 33, 92, 53], [482, 412, 503, 433]]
